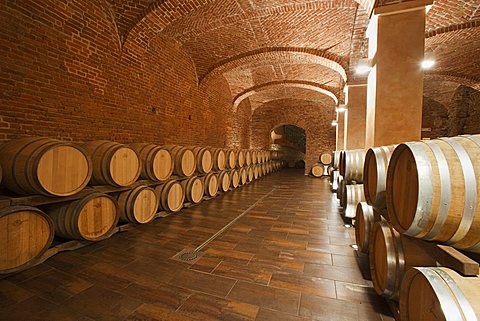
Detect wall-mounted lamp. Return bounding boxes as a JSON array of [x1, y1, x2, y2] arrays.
[[331, 120, 338, 127], [336, 105, 347, 113], [421, 52, 436, 70], [355, 58, 373, 75]]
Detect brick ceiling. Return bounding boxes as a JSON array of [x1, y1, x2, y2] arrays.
[[107, 0, 480, 108]]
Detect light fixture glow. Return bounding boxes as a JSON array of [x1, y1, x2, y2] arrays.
[[426, 4, 433, 13], [331, 120, 338, 127], [336, 105, 347, 113], [421, 52, 436, 70], [355, 58, 373, 75]]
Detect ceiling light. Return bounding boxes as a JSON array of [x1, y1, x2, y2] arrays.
[[421, 52, 436, 69], [336, 105, 347, 113], [331, 120, 338, 127], [356, 58, 373, 75]]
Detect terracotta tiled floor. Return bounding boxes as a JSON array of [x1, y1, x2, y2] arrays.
[[0, 169, 394, 321]]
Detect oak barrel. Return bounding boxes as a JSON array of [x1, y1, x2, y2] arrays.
[[355, 202, 381, 253], [155, 180, 185, 212], [363, 145, 396, 209], [117, 185, 158, 224], [164, 145, 196, 177], [236, 150, 245, 168], [386, 135, 480, 253], [0, 206, 54, 274], [181, 176, 204, 204], [202, 173, 219, 197], [230, 169, 240, 188], [46, 193, 119, 241], [369, 221, 437, 300], [83, 140, 140, 187], [400, 267, 480, 321], [251, 151, 258, 164], [320, 153, 332, 165], [239, 168, 247, 185], [0, 137, 92, 196], [244, 150, 252, 166], [332, 151, 341, 169], [337, 176, 345, 201], [190, 146, 213, 174], [247, 166, 254, 182], [340, 149, 365, 182], [253, 165, 259, 179], [342, 184, 365, 218], [218, 171, 231, 192], [225, 149, 237, 169], [311, 163, 323, 177], [130, 143, 173, 182], [211, 148, 226, 171]]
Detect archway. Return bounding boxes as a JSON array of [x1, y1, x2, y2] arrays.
[[270, 124, 307, 169]]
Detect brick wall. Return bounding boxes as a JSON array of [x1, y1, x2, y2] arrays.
[[251, 99, 336, 173], [0, 0, 238, 147]]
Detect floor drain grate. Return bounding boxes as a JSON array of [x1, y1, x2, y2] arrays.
[[171, 248, 205, 264]]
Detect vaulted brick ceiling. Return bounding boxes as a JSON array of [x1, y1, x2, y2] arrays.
[[107, 0, 480, 107]]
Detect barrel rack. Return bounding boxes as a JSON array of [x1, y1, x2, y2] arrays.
[[0, 169, 260, 279]]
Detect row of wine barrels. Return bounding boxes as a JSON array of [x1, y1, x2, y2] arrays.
[[155, 180, 184, 212], [0, 137, 92, 196], [340, 149, 365, 182], [369, 221, 437, 300], [342, 184, 365, 218], [181, 176, 204, 204], [400, 267, 480, 321], [117, 185, 158, 224], [319, 153, 332, 165], [0, 206, 54, 274], [46, 193, 119, 241], [386, 134, 480, 253], [355, 202, 381, 253], [190, 147, 213, 174], [363, 145, 396, 210], [131, 143, 173, 182]]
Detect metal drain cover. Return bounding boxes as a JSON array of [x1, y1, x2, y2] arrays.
[[171, 248, 205, 264]]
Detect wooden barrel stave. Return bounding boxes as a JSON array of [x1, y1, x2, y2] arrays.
[[363, 145, 396, 209], [355, 202, 381, 253]]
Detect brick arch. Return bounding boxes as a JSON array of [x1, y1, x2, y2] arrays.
[[233, 80, 339, 112], [201, 48, 348, 85]]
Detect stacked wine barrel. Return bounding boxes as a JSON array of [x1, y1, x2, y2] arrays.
[[0, 137, 283, 274], [311, 152, 332, 178], [352, 134, 480, 320]]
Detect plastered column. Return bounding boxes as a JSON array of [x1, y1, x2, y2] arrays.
[[345, 83, 367, 149], [336, 111, 346, 150], [365, 0, 432, 148]]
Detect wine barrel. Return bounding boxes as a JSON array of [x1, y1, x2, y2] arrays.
[[331, 170, 339, 192], [355, 202, 381, 253], [181, 176, 204, 204], [211, 148, 226, 171], [400, 267, 480, 321], [320, 153, 332, 165], [363, 145, 396, 209], [261, 163, 267, 176], [312, 164, 323, 177], [236, 150, 245, 168], [253, 165, 259, 179], [130, 143, 173, 182], [225, 149, 237, 170], [0, 206, 54, 274], [202, 173, 218, 197], [0, 137, 92, 196], [332, 151, 342, 169], [83, 141, 140, 187], [46, 193, 119, 241], [340, 149, 365, 183], [189, 147, 213, 174], [386, 135, 480, 253], [239, 168, 247, 185], [244, 150, 252, 166], [155, 180, 184, 212], [218, 171, 231, 192], [117, 185, 158, 224], [164, 145, 196, 177], [251, 151, 258, 164], [230, 169, 240, 188], [337, 176, 345, 201], [369, 221, 437, 300], [342, 184, 365, 218], [338, 151, 346, 174], [0, 163, 2, 186], [247, 166, 254, 182]]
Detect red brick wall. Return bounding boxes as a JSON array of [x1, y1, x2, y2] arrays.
[[251, 99, 336, 173], [0, 0, 237, 147]]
